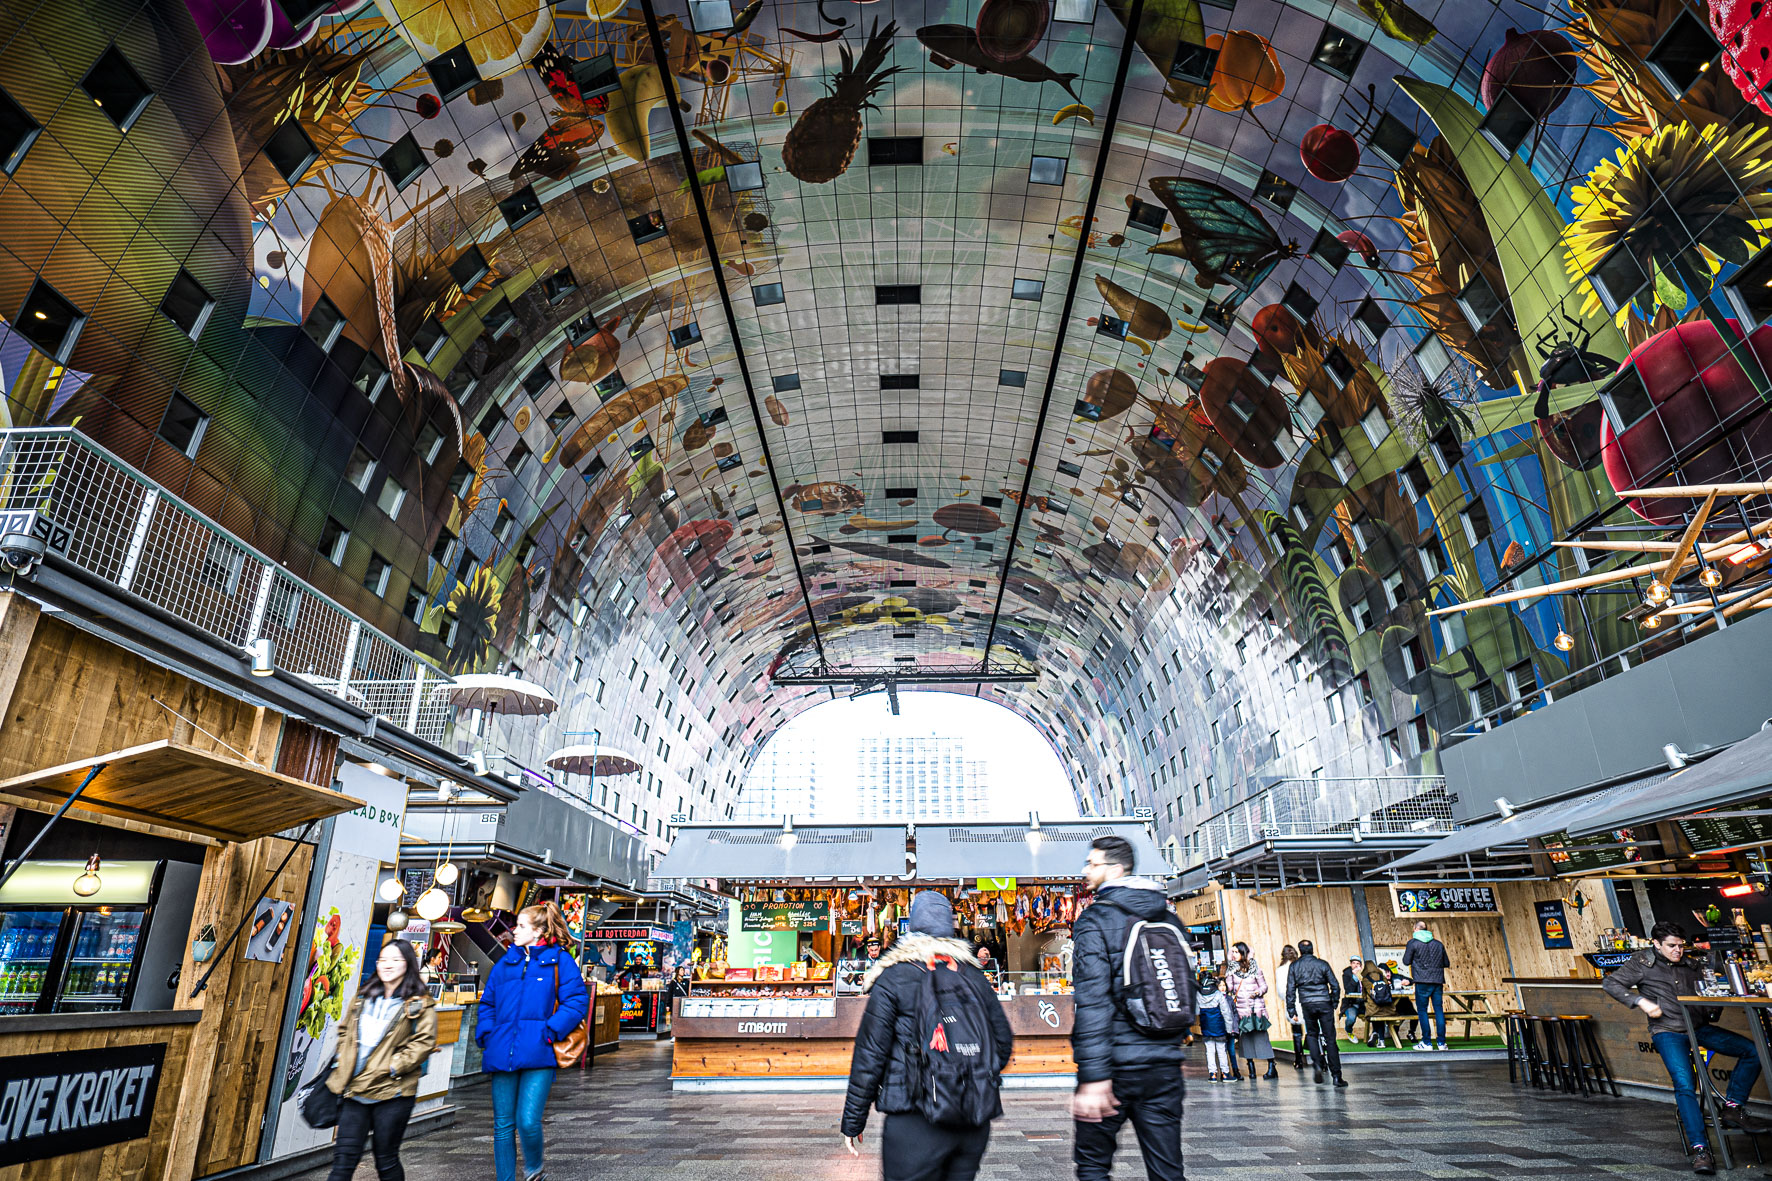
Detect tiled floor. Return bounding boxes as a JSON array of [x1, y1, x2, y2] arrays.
[[303, 1041, 1711, 1179]]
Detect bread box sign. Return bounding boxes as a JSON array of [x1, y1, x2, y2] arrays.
[[0, 1043, 166, 1165]]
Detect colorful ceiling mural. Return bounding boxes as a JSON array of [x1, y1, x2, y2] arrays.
[[2, 0, 1770, 849]]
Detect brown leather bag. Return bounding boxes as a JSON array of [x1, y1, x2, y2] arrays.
[[551, 961, 589, 1068]]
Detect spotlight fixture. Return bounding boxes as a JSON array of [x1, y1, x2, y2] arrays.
[[71, 853, 102, 898], [470, 750, 489, 776], [1495, 796, 1516, 819], [1553, 628, 1576, 652], [1663, 742, 1690, 770], [779, 814, 798, 850], [247, 637, 276, 676], [1701, 566, 1724, 588]]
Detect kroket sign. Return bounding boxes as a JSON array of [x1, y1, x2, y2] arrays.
[[0, 1043, 165, 1165]]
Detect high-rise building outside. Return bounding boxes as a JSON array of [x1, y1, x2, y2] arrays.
[[738, 731, 993, 822]]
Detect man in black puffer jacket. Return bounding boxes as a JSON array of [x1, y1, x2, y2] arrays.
[[1071, 836, 1188, 1181], [841, 892, 1014, 1181], [1285, 940, 1345, 1087]]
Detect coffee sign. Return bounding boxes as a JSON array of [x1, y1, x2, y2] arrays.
[[740, 903, 830, 931], [1391, 885, 1501, 917], [0, 1043, 165, 1165]]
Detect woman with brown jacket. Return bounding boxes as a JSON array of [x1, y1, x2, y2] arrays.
[[324, 940, 438, 1181]]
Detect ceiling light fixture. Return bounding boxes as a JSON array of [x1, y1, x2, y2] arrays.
[[1700, 566, 1724, 588], [414, 886, 450, 922], [72, 853, 102, 898], [779, 814, 797, 850], [247, 637, 276, 676], [1646, 580, 1671, 605], [1642, 612, 1664, 630], [1553, 628, 1576, 652], [377, 876, 406, 903]]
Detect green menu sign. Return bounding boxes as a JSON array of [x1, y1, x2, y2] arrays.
[[1677, 799, 1772, 855], [740, 902, 830, 931], [1539, 829, 1650, 874]]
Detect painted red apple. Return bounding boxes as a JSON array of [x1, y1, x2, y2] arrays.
[[1197, 357, 1291, 468], [1301, 124, 1359, 182]]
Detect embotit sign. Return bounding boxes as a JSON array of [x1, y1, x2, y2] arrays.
[[0, 1043, 166, 1165]]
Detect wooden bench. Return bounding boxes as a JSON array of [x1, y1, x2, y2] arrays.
[[1364, 1014, 1415, 1048]]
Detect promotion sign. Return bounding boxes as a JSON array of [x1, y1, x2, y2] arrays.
[[740, 902, 830, 931], [1390, 885, 1501, 916], [0, 1043, 165, 1165], [1536, 899, 1573, 949]]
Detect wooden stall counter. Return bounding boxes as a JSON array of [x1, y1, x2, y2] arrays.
[[671, 994, 1074, 1090]]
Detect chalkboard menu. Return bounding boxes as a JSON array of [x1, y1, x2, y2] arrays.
[[1677, 801, 1772, 855], [1538, 829, 1649, 874], [740, 902, 830, 931]]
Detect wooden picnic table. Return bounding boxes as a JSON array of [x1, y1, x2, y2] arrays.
[[1445, 989, 1510, 1040]]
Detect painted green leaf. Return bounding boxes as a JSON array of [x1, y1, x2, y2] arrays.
[[1102, 0, 1205, 79], [1653, 260, 1688, 311], [1477, 438, 1539, 466], [1359, 0, 1438, 45]]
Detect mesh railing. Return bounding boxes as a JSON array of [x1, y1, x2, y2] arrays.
[[0, 428, 455, 739], [1198, 776, 1453, 862]]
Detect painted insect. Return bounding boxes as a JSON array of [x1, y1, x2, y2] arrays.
[[1530, 311, 1616, 419]]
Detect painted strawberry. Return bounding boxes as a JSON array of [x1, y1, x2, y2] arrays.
[[1710, 0, 1772, 115]]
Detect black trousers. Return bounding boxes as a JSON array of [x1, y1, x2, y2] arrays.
[[1301, 1006, 1341, 1077], [1288, 1021, 1306, 1066], [881, 1111, 991, 1181], [326, 1094, 416, 1181], [1073, 1067, 1184, 1181]]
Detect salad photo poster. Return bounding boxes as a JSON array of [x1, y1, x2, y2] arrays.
[[271, 845, 376, 1156]]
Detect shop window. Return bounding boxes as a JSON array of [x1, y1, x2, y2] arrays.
[[82, 46, 152, 130], [1310, 24, 1366, 80], [0, 84, 41, 174], [1646, 9, 1719, 94], [424, 44, 482, 103], [159, 269, 215, 339], [16, 280, 86, 362], [156, 391, 208, 458], [498, 185, 542, 230], [1254, 169, 1296, 213], [379, 132, 428, 190], [303, 294, 347, 352]]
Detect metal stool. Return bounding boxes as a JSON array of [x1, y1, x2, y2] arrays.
[[1557, 1014, 1618, 1097], [1533, 1015, 1580, 1093], [1504, 1011, 1547, 1089]]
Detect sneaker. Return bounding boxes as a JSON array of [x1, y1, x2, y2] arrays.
[[1435, 1043, 1449, 1051], [1413, 1041, 1432, 1051], [1722, 1104, 1770, 1133], [1692, 1148, 1717, 1175], [526, 1172, 548, 1181]]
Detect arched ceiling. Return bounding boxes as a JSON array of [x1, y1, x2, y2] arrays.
[[5, 0, 1769, 845]]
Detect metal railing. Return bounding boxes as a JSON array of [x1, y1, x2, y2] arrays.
[[0, 428, 455, 742], [1197, 775, 1453, 863]]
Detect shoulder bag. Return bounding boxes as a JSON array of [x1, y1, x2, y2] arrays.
[[550, 960, 590, 1068], [297, 1057, 342, 1129]]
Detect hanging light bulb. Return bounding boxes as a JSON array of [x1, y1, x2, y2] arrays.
[[434, 862, 459, 887], [71, 854, 102, 898], [385, 910, 410, 933], [377, 876, 406, 903], [1643, 612, 1664, 630], [1554, 629, 1576, 652], [415, 887, 450, 921], [1646, 580, 1671, 605], [1701, 566, 1724, 588]]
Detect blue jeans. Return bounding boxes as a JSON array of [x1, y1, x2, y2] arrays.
[[490, 1068, 556, 1181], [1341, 1003, 1362, 1035], [1414, 983, 1445, 1043], [1653, 1026, 1761, 1150]]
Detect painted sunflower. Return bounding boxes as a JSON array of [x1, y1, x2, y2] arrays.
[[1564, 121, 1772, 323], [446, 563, 503, 673]]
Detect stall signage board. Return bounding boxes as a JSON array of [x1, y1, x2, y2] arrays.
[[839, 919, 867, 936], [1677, 802, 1772, 854], [1539, 829, 1648, 873], [1536, 900, 1573, 949], [1391, 885, 1500, 916], [1584, 950, 1638, 972], [979, 878, 1017, 892], [589, 926, 672, 942], [333, 764, 408, 863], [0, 1042, 165, 1165], [740, 903, 830, 931]]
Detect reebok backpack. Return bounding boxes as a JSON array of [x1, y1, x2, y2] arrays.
[[1117, 919, 1196, 1037], [912, 960, 1003, 1128], [1370, 975, 1393, 1006]]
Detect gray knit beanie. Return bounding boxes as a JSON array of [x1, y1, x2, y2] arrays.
[[908, 891, 954, 936]]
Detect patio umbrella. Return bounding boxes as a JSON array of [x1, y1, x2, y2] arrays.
[[440, 673, 559, 716], [546, 745, 643, 777]]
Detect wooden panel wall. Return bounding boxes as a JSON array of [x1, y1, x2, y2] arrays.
[[1364, 888, 1512, 997], [1217, 886, 1364, 986], [0, 1023, 194, 1181], [1492, 881, 1612, 979], [0, 615, 282, 779], [191, 836, 313, 1178]]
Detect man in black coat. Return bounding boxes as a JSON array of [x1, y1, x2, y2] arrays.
[[1285, 940, 1346, 1087], [1071, 835, 1188, 1181], [841, 891, 1014, 1181]]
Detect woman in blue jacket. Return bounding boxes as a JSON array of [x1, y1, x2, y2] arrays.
[[477, 901, 589, 1181]]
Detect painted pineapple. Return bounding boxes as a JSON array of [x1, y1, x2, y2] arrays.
[[782, 20, 905, 184]]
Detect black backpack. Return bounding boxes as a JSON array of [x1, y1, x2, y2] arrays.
[[912, 960, 1003, 1128], [1111, 911, 1196, 1037], [1371, 975, 1394, 1006]]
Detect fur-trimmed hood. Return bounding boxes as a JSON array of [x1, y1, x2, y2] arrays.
[[861, 934, 977, 993]]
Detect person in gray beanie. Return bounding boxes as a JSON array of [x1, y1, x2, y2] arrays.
[[841, 891, 1014, 1181]]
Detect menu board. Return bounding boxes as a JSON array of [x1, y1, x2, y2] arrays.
[[1677, 805, 1772, 854], [740, 902, 831, 931], [1538, 829, 1649, 874]]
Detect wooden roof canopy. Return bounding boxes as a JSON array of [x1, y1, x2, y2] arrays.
[[0, 740, 364, 844]]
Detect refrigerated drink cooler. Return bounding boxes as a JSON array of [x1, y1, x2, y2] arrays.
[[0, 860, 201, 1014]]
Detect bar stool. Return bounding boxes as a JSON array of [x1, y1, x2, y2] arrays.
[[1504, 1011, 1546, 1089], [1534, 1015, 1580, 1093], [1558, 1014, 1618, 1097]]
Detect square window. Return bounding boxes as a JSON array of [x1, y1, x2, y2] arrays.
[[449, 246, 489, 291], [345, 445, 376, 491], [1646, 9, 1719, 94], [1029, 155, 1067, 185], [628, 211, 668, 243], [583, 453, 607, 482], [628, 434, 656, 459], [725, 160, 764, 191], [522, 361, 552, 398], [1311, 24, 1366, 80], [1457, 270, 1511, 331], [596, 371, 628, 401], [498, 185, 542, 230], [1323, 345, 1355, 386], [411, 316, 446, 360], [1414, 333, 1452, 381], [379, 132, 429, 190], [1254, 169, 1297, 212], [320, 518, 350, 564], [715, 454, 743, 471], [687, 0, 734, 30], [1310, 228, 1350, 273], [509, 439, 532, 474], [303, 293, 347, 351], [274, 0, 332, 25], [1199, 299, 1235, 334], [481, 296, 515, 340], [1000, 368, 1027, 387], [430, 528, 457, 567], [156, 391, 208, 457], [1369, 112, 1418, 167], [569, 51, 621, 100], [882, 429, 919, 444], [1353, 296, 1389, 343], [880, 374, 919, 390], [868, 136, 922, 166], [262, 118, 319, 184], [1360, 404, 1392, 448], [1724, 241, 1772, 328], [566, 311, 598, 345], [547, 400, 574, 432], [542, 266, 576, 303], [377, 476, 407, 518], [1588, 242, 1652, 314], [82, 46, 152, 131], [875, 284, 920, 304], [1281, 281, 1318, 322], [1169, 42, 1219, 86], [0, 84, 41, 174], [353, 351, 389, 401], [1479, 90, 1535, 156], [699, 406, 728, 426], [773, 373, 801, 392], [753, 282, 785, 306], [1057, 459, 1083, 477], [1012, 277, 1045, 300], [480, 403, 506, 438], [364, 552, 392, 596], [1126, 199, 1166, 235], [1098, 315, 1130, 339], [447, 460, 474, 497], [1600, 365, 1656, 434], [424, 44, 482, 103], [159, 269, 215, 339], [670, 321, 702, 348], [404, 584, 427, 624], [1053, 0, 1096, 21]]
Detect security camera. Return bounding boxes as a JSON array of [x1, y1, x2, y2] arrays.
[[0, 532, 46, 576]]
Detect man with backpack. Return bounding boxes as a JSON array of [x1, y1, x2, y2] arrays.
[[1071, 835, 1194, 1181], [841, 891, 1014, 1181]]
